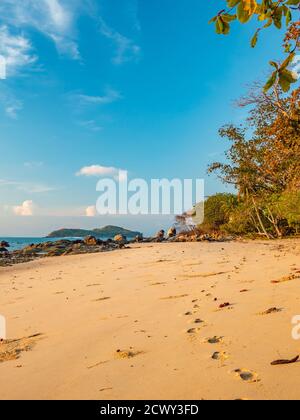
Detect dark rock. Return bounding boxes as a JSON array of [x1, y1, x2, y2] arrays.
[[72, 239, 83, 245], [167, 227, 177, 239], [0, 241, 10, 248], [114, 234, 127, 244], [155, 230, 165, 242], [83, 236, 98, 246], [47, 247, 68, 257]]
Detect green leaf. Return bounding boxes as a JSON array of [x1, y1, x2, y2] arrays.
[[286, 0, 300, 5], [280, 69, 298, 83], [222, 13, 237, 23], [270, 61, 279, 69], [222, 20, 231, 34], [286, 9, 292, 26], [263, 70, 277, 92], [237, 2, 252, 23], [272, 8, 283, 29], [279, 74, 291, 92], [215, 17, 230, 35], [278, 69, 297, 92], [251, 30, 259, 48], [281, 52, 295, 70], [215, 17, 224, 34]]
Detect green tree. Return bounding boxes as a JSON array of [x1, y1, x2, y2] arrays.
[[208, 87, 300, 238], [210, 0, 300, 91], [199, 193, 238, 232]]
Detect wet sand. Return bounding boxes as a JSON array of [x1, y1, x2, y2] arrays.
[[0, 240, 300, 400]]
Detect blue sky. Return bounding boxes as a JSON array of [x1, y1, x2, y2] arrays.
[[0, 0, 284, 236]]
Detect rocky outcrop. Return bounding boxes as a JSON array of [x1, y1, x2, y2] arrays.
[[167, 227, 177, 238], [0, 237, 129, 267], [155, 230, 165, 242], [0, 241, 10, 248], [114, 234, 127, 244], [135, 234, 144, 242], [173, 232, 233, 242], [83, 236, 99, 246], [0, 230, 234, 268]]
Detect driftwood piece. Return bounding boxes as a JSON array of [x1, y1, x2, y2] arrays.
[[271, 356, 299, 366]]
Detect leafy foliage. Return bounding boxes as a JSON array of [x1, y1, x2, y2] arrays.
[[210, 1, 300, 91], [207, 87, 300, 238], [199, 193, 238, 232]]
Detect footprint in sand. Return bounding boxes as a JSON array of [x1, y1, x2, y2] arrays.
[[187, 318, 204, 334], [205, 336, 223, 344], [212, 351, 229, 362], [0, 333, 43, 363], [161, 294, 189, 300], [115, 349, 144, 360], [186, 323, 206, 335], [259, 307, 282, 316], [187, 328, 197, 334], [271, 274, 300, 284], [234, 369, 259, 383]]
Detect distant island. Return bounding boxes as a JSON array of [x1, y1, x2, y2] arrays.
[[47, 225, 142, 239]]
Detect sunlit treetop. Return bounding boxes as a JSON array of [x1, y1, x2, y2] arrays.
[[210, 0, 300, 92]]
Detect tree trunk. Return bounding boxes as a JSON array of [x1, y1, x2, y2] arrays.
[[251, 197, 271, 239], [266, 206, 282, 238]]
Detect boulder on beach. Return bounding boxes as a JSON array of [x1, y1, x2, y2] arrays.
[[155, 230, 165, 241], [22, 244, 40, 254], [167, 227, 177, 238], [0, 241, 10, 248], [135, 234, 143, 242], [83, 236, 98, 246], [114, 234, 127, 244], [0, 247, 9, 254]]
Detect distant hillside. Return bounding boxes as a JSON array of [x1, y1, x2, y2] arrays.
[[47, 226, 142, 239]]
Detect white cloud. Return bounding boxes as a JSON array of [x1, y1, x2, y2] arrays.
[[0, 179, 57, 193], [13, 200, 35, 216], [0, 25, 37, 78], [0, 1, 141, 69], [99, 17, 140, 65], [85, 205, 97, 217], [49, 33, 79, 59], [76, 88, 122, 105], [76, 165, 123, 177], [0, 0, 81, 61], [77, 165, 128, 183], [45, 0, 71, 29]]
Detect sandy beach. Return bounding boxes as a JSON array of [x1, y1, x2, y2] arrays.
[[0, 239, 300, 400]]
